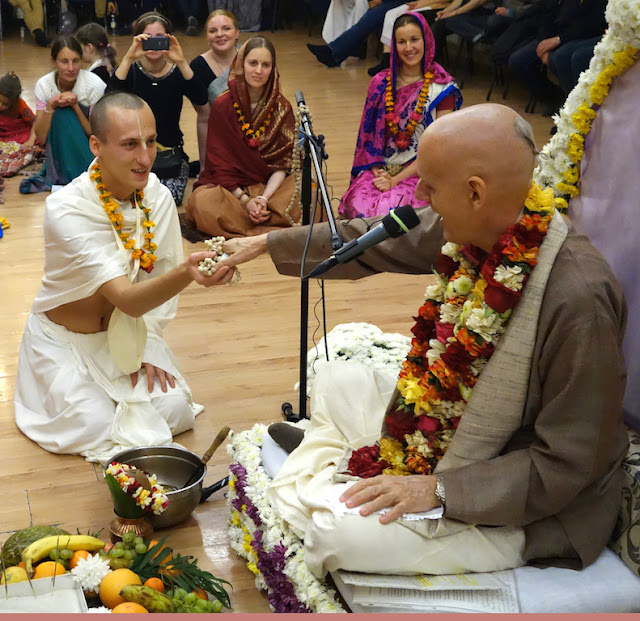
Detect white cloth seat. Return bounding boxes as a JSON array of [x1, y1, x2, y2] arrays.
[[262, 433, 640, 613]]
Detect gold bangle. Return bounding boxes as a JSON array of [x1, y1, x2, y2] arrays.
[[240, 193, 249, 205]]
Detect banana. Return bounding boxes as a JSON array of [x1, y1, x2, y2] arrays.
[[120, 585, 176, 613], [22, 535, 105, 574]]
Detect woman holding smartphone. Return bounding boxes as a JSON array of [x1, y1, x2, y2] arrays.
[[108, 12, 208, 205]]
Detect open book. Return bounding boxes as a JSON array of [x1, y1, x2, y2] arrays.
[[330, 569, 521, 613]]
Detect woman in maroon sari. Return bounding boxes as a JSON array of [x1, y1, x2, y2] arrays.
[[186, 36, 300, 239]]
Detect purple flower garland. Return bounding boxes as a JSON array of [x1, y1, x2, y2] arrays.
[[229, 463, 311, 613]]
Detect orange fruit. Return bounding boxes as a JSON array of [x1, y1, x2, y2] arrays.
[[148, 540, 170, 565], [192, 587, 208, 600], [111, 602, 149, 613], [69, 550, 90, 570], [99, 568, 142, 609], [143, 577, 165, 593], [33, 561, 66, 579]]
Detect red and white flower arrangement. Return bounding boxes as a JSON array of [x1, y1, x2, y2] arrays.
[[348, 182, 555, 478]]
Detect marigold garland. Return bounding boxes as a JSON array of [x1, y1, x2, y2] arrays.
[[348, 182, 555, 479], [90, 163, 157, 273], [105, 461, 169, 515], [384, 71, 434, 150], [233, 101, 272, 148]]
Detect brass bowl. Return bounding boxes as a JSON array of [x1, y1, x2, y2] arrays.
[[106, 446, 206, 529]]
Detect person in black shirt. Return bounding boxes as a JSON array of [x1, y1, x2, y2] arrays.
[[507, 0, 606, 115], [108, 12, 208, 204], [190, 9, 240, 165]]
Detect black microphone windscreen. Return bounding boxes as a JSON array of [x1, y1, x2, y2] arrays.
[[383, 205, 420, 238]]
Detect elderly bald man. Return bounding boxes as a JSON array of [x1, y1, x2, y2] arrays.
[[221, 104, 627, 578]]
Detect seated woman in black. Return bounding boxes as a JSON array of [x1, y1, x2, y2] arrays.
[[108, 11, 208, 205]]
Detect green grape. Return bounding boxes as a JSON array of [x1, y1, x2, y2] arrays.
[[49, 549, 60, 561], [209, 599, 223, 613], [123, 549, 134, 560], [59, 548, 73, 560], [134, 543, 147, 555], [109, 557, 132, 570], [184, 592, 198, 604], [174, 588, 188, 600], [59, 559, 70, 570], [133, 536, 144, 546], [194, 599, 209, 611], [121, 531, 136, 547], [165, 590, 174, 600], [110, 548, 125, 558], [114, 541, 125, 550]]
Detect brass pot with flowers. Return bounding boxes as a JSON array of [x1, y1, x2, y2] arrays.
[[104, 462, 169, 543]]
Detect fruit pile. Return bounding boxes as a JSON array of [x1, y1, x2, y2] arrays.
[[1, 526, 232, 613], [97, 530, 150, 570]]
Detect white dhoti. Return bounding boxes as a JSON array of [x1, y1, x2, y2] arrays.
[[322, 0, 369, 43], [15, 169, 201, 465], [268, 360, 525, 578], [14, 312, 202, 464]]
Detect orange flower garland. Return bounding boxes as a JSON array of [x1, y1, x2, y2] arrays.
[[233, 101, 271, 148], [90, 163, 157, 273], [347, 182, 555, 479], [385, 71, 434, 150]]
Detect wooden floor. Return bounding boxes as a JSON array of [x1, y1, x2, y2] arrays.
[[0, 22, 553, 612]]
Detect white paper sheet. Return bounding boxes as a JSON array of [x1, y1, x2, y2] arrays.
[[324, 481, 444, 520]]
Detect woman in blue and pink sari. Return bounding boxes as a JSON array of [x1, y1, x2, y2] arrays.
[[339, 12, 462, 220]]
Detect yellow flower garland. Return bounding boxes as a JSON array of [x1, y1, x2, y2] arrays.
[[384, 70, 434, 150], [90, 163, 158, 273], [233, 101, 272, 148], [552, 45, 638, 212]]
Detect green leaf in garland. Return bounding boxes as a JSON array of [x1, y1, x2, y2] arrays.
[[104, 473, 145, 519]]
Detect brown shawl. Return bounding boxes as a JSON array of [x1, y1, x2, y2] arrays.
[[195, 41, 295, 191]]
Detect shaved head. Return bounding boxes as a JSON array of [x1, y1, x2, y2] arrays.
[[90, 91, 149, 142], [415, 104, 539, 250]]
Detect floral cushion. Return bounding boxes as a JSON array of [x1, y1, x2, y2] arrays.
[[610, 428, 640, 576]]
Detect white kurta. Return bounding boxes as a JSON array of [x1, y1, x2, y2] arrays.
[[268, 361, 525, 578], [14, 166, 202, 464], [322, 0, 369, 43]]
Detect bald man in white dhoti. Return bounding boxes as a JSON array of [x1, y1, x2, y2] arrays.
[[14, 92, 235, 464]]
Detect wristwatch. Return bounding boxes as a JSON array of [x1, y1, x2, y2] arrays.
[[434, 474, 446, 511]]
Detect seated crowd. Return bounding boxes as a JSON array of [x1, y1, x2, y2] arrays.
[[313, 0, 607, 116]]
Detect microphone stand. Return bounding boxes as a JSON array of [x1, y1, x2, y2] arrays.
[[282, 92, 343, 423]]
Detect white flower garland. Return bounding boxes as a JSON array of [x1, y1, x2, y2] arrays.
[[227, 426, 345, 613], [302, 322, 411, 395], [534, 0, 640, 209]]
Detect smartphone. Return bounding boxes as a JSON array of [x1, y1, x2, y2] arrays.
[[142, 36, 170, 51]]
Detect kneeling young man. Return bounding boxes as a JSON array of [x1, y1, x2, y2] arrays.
[[14, 92, 234, 463]]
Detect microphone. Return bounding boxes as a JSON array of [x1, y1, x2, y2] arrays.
[[306, 205, 420, 279], [295, 90, 312, 128]]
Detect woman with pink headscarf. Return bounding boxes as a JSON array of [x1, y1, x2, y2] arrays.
[[339, 12, 461, 220]]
